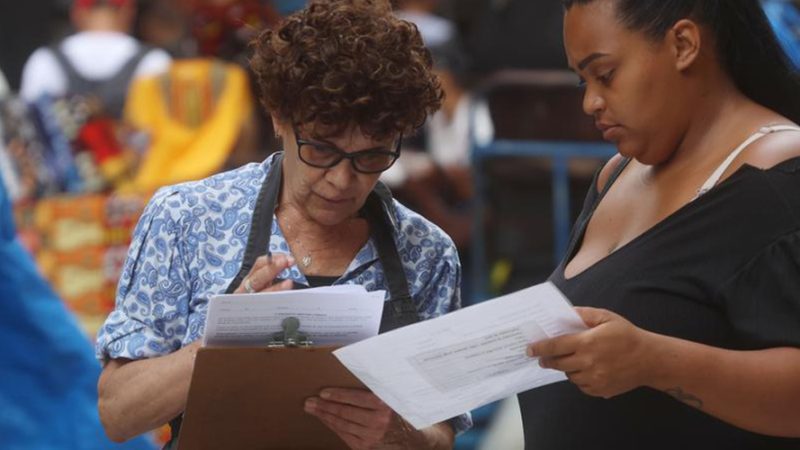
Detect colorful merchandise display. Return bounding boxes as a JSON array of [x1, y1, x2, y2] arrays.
[[14, 193, 147, 335], [3, 59, 253, 337]]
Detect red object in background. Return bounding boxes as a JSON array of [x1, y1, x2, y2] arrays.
[[73, 0, 133, 10], [187, 0, 280, 57], [76, 119, 123, 164]]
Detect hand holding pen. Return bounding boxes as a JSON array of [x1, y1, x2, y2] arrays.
[[235, 253, 295, 294]]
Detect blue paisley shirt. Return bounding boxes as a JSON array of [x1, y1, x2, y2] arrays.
[[95, 153, 470, 432]]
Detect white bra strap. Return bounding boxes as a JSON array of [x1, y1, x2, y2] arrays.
[[696, 125, 800, 197]]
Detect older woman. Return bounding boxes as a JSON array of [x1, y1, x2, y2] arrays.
[[96, 1, 469, 448], [523, 0, 800, 449]]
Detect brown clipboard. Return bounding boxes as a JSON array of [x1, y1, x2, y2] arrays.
[[176, 346, 366, 449]]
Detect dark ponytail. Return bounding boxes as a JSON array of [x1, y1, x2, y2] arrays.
[[563, 0, 800, 124]]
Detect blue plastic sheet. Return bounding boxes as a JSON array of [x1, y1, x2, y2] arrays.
[[763, 0, 800, 69], [0, 182, 154, 449]]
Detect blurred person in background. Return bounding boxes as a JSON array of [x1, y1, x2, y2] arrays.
[[181, 0, 284, 160], [95, 0, 469, 448], [134, 0, 196, 58], [386, 0, 483, 250], [523, 0, 800, 448], [20, 0, 171, 119], [382, 41, 480, 250]]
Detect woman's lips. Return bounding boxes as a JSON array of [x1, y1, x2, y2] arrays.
[[315, 193, 351, 204], [596, 122, 622, 141]]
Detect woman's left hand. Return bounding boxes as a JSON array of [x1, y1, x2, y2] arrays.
[[305, 388, 418, 449], [528, 307, 658, 399]]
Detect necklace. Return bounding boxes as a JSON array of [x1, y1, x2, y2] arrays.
[[276, 206, 367, 271], [299, 252, 312, 269], [277, 211, 313, 268]]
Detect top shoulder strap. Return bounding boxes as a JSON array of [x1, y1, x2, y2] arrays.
[[597, 155, 630, 202], [369, 181, 400, 228], [697, 124, 800, 197], [48, 43, 94, 94]]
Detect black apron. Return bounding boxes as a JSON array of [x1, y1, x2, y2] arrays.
[[164, 153, 418, 449]]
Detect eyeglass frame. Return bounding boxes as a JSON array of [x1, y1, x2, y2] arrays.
[[293, 126, 403, 174]]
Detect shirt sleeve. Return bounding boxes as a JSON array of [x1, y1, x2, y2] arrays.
[[716, 229, 800, 349], [397, 205, 463, 320], [95, 187, 193, 362], [420, 243, 462, 318], [19, 47, 68, 102]]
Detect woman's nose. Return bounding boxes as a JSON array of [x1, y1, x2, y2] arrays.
[[582, 87, 606, 116], [325, 158, 357, 189]]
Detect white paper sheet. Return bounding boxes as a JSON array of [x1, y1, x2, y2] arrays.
[[333, 282, 587, 429], [203, 286, 386, 347]]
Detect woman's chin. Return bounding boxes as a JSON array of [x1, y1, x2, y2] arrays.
[[307, 209, 353, 227], [617, 141, 667, 166]]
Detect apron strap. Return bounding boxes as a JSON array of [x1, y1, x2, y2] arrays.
[[363, 182, 419, 333], [224, 154, 283, 294]]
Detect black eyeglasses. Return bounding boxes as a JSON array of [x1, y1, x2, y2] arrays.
[[294, 127, 402, 174]]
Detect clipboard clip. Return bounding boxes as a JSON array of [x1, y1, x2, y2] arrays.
[[268, 317, 313, 348]]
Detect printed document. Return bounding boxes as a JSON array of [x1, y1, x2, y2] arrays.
[[203, 286, 385, 347], [334, 282, 587, 429]]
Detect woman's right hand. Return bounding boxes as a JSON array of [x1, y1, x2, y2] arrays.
[[234, 254, 295, 294]]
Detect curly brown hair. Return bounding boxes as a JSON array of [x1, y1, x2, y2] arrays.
[[250, 0, 443, 140]]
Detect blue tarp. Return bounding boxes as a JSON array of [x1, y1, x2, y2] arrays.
[[763, 0, 800, 69], [0, 181, 154, 449]]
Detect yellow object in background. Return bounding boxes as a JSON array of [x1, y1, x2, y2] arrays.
[[126, 59, 254, 191], [489, 258, 514, 295]]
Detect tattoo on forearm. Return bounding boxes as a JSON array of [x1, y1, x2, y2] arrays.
[[664, 387, 704, 409]]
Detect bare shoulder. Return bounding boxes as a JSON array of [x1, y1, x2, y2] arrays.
[[596, 153, 626, 193], [737, 124, 800, 170]]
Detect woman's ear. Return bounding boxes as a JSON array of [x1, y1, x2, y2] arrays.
[[670, 19, 702, 72], [271, 115, 288, 139]]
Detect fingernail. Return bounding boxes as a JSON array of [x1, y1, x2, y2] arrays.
[[526, 346, 536, 358], [287, 256, 296, 265], [305, 399, 316, 410], [320, 390, 330, 399]]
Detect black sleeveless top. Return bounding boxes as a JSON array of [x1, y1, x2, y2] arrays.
[[519, 157, 800, 449]]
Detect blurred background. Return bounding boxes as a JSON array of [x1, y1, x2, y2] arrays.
[[0, 0, 798, 448]]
